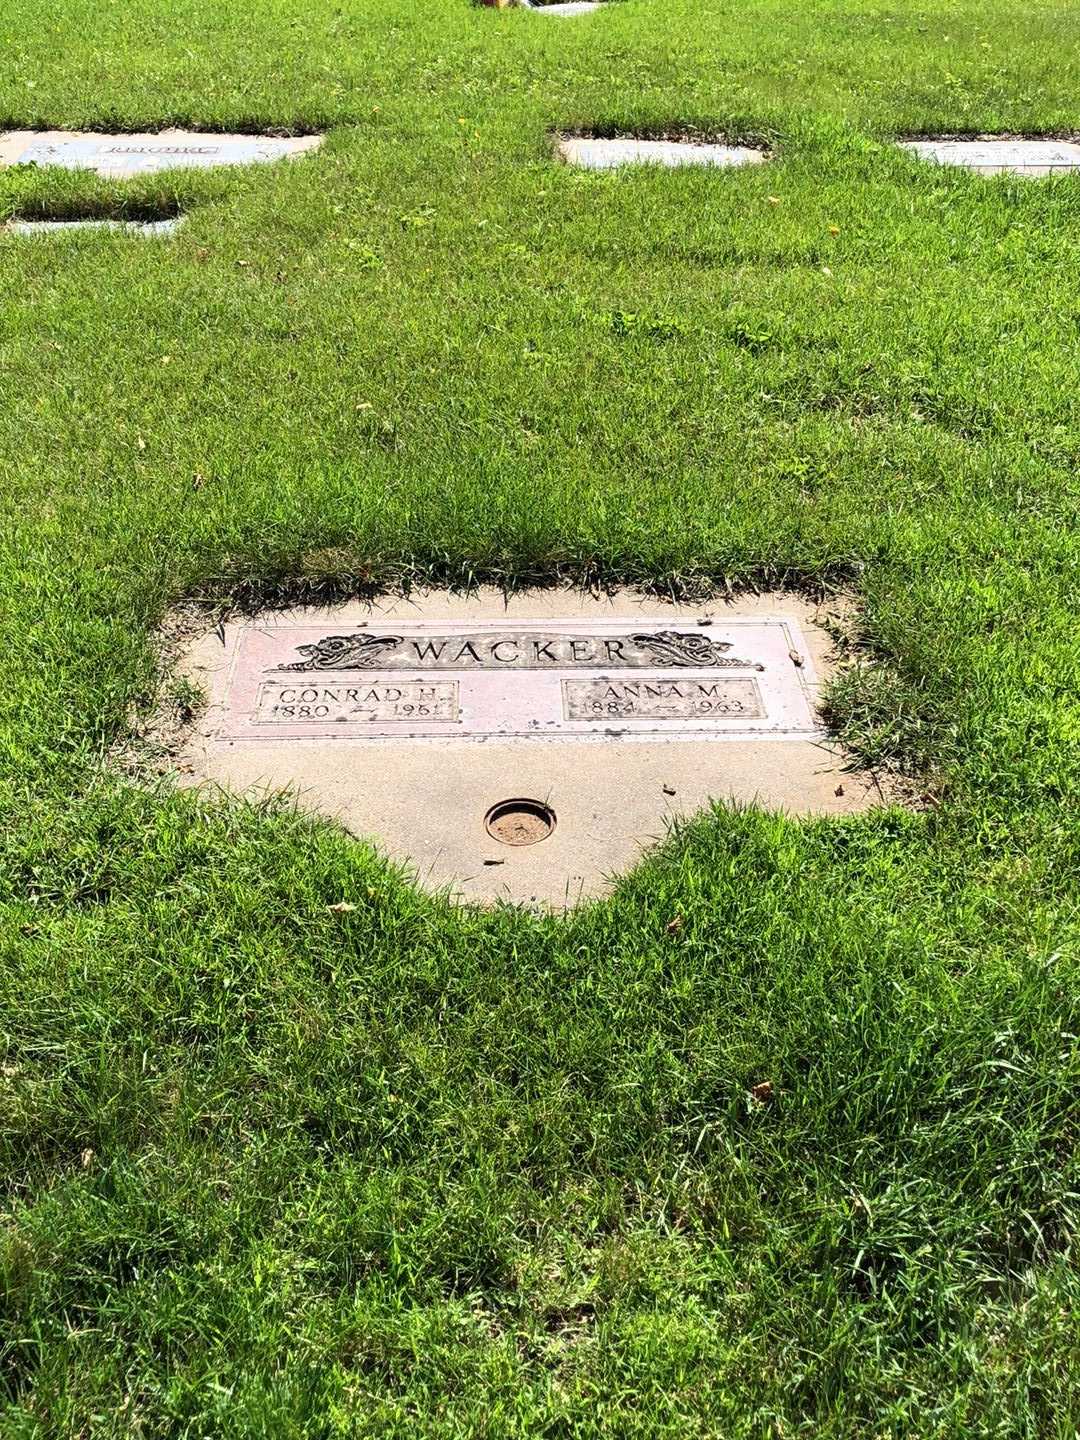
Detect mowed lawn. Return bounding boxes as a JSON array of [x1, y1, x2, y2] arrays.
[[1, 0, 1079, 1433]]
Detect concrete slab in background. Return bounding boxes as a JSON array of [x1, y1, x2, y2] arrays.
[[529, 2, 604, 15], [0, 129, 321, 178], [558, 136, 769, 170], [6, 216, 182, 235], [899, 137, 1080, 176]]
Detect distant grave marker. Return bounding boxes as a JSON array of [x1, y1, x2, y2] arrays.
[[7, 217, 181, 235], [558, 136, 769, 170], [0, 129, 321, 178], [525, 1, 604, 14], [159, 592, 877, 906], [899, 136, 1080, 176]]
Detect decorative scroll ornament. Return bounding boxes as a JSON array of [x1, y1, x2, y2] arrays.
[[275, 628, 764, 671], [631, 630, 758, 668], [277, 634, 402, 671]]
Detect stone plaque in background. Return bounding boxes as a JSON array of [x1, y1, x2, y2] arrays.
[[219, 617, 818, 741], [0, 129, 322, 178], [898, 137, 1080, 177], [557, 136, 770, 171], [8, 217, 181, 236], [527, 1, 604, 14]]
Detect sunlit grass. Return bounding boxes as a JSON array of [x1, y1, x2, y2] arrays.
[[1, 0, 1078, 1432]]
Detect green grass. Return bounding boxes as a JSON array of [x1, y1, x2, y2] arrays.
[[1, 0, 1079, 1433]]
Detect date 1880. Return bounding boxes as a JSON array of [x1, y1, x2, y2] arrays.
[[254, 680, 458, 726]]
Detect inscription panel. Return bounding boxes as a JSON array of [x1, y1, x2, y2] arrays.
[[563, 677, 763, 721], [255, 679, 458, 729], [221, 617, 821, 743]]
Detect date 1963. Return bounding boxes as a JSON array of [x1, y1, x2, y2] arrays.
[[562, 677, 764, 721]]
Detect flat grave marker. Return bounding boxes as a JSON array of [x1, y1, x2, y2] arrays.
[[224, 616, 817, 742], [0, 129, 321, 178], [526, 2, 604, 14], [898, 137, 1080, 176], [7, 217, 181, 235], [160, 591, 878, 906], [558, 136, 769, 170]]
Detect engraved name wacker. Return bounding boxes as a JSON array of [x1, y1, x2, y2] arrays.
[[276, 629, 763, 671]]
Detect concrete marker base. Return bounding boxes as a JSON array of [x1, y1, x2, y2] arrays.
[[146, 589, 888, 908]]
